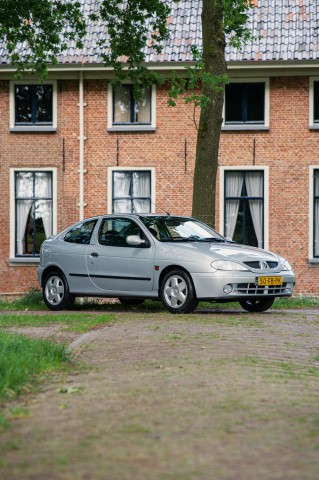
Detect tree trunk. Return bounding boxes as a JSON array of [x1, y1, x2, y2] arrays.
[[192, 0, 226, 227]]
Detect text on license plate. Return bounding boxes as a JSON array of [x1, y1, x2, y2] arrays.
[[256, 276, 283, 286]]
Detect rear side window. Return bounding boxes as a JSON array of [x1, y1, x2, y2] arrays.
[[64, 219, 97, 244]]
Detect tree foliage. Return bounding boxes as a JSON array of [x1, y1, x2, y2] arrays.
[[95, 0, 171, 98], [0, 0, 86, 78], [0, 0, 255, 226]]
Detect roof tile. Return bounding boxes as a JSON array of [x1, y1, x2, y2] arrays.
[[0, 0, 318, 66]]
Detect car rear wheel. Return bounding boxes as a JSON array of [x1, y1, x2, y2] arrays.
[[239, 298, 275, 313], [43, 271, 75, 311], [160, 269, 198, 314]]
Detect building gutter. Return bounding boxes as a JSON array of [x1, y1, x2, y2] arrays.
[[0, 59, 319, 73], [78, 71, 87, 221]]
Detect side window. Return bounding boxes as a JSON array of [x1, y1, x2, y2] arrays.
[[64, 220, 97, 245], [98, 218, 146, 247]]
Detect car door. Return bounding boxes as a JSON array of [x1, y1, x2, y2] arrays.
[[86, 217, 155, 294]]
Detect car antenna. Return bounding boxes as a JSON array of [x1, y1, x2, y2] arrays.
[[151, 201, 170, 217]]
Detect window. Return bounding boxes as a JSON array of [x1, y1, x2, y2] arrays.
[[108, 84, 156, 131], [99, 217, 147, 247], [314, 82, 319, 122], [10, 81, 57, 131], [14, 171, 53, 257], [114, 85, 151, 124], [111, 170, 152, 214], [223, 79, 269, 130], [313, 169, 319, 257], [64, 220, 97, 245], [309, 78, 319, 128], [224, 170, 264, 248]]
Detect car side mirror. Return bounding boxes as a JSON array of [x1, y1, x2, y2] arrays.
[[126, 235, 146, 246]]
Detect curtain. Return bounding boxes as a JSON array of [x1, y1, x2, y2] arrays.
[[225, 172, 244, 239], [133, 199, 151, 213], [113, 171, 151, 213], [113, 199, 131, 213], [40, 201, 53, 239], [114, 172, 131, 197], [36, 173, 52, 239], [113, 86, 130, 123], [16, 200, 32, 254], [133, 172, 151, 213], [135, 87, 151, 123], [245, 172, 263, 248], [133, 172, 151, 197]]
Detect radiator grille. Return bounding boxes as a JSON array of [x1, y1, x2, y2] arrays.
[[243, 261, 279, 270], [236, 282, 290, 295]]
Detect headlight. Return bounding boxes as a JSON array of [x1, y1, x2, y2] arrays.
[[211, 260, 249, 271], [281, 260, 292, 271]]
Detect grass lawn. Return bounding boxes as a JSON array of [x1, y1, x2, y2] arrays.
[[0, 287, 318, 312]]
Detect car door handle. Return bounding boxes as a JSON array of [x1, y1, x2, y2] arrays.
[[90, 252, 99, 257]]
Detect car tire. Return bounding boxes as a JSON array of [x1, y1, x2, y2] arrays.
[[160, 269, 198, 314], [43, 271, 75, 311], [118, 297, 145, 306], [239, 298, 275, 313]]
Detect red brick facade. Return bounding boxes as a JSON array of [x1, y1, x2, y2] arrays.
[[0, 72, 318, 296]]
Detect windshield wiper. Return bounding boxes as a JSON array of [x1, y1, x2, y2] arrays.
[[194, 238, 226, 243], [160, 237, 226, 243]]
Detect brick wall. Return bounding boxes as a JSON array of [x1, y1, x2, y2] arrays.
[[0, 75, 318, 296]]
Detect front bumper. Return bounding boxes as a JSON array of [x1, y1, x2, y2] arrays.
[[191, 271, 296, 300]]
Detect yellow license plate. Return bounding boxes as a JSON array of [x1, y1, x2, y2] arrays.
[[256, 276, 283, 286]]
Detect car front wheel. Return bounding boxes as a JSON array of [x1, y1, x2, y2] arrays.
[[43, 271, 75, 311], [239, 298, 275, 313], [160, 269, 198, 314]]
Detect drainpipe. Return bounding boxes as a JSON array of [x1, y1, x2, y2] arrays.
[[78, 71, 87, 220]]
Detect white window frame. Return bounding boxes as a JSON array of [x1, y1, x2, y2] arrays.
[[309, 77, 319, 129], [107, 83, 156, 132], [222, 78, 270, 131], [107, 167, 156, 214], [309, 166, 319, 261], [10, 80, 58, 132], [9, 167, 58, 263], [219, 166, 269, 250]]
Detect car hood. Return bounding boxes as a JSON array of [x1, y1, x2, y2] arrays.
[[155, 241, 282, 264], [206, 242, 279, 262]]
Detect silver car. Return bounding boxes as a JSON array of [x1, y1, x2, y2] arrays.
[[38, 214, 295, 313]]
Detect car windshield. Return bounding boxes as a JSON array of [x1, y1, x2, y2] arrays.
[[140, 216, 227, 243]]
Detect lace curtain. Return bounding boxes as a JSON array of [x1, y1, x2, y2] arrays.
[[113, 171, 151, 213], [16, 172, 52, 255]]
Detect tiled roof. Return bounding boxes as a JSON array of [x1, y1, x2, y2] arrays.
[[0, 0, 318, 66]]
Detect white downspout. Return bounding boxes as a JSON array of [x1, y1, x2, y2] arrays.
[[78, 71, 87, 220]]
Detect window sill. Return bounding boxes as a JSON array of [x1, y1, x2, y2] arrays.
[[222, 125, 269, 131], [10, 127, 57, 133], [308, 258, 319, 264], [309, 125, 319, 130], [9, 257, 40, 266], [107, 126, 156, 133]]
